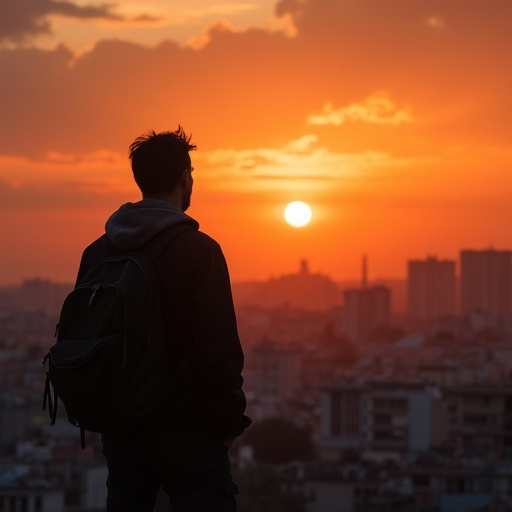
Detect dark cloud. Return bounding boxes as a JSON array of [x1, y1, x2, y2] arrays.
[[0, 0, 510, 159], [0, 0, 124, 43]]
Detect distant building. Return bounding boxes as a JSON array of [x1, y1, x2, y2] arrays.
[[319, 380, 438, 455], [0, 487, 64, 512], [0, 463, 107, 512], [407, 256, 456, 321], [341, 286, 391, 344], [340, 256, 391, 345], [443, 384, 512, 458], [0, 406, 27, 448], [460, 249, 512, 318], [283, 458, 511, 512], [319, 380, 512, 461], [21, 279, 72, 317], [245, 260, 341, 311], [246, 339, 301, 403]]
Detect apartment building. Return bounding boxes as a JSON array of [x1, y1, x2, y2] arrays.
[[407, 256, 457, 321], [444, 384, 512, 458], [460, 249, 512, 318], [318, 380, 438, 456], [341, 286, 391, 345]]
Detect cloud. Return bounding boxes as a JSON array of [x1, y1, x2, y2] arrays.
[[199, 135, 413, 192], [1, 0, 125, 43], [0, 151, 134, 208], [308, 94, 414, 127], [0, 0, 510, 163], [187, 18, 247, 49], [0, 134, 418, 207], [0, 0, 510, 287], [0, 178, 127, 209], [130, 14, 162, 23], [275, 0, 304, 18]]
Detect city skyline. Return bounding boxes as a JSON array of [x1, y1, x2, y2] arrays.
[[4, 245, 511, 286], [6, 247, 511, 324], [1, 0, 511, 285]]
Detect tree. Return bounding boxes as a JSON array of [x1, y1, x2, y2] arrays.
[[240, 417, 316, 465]]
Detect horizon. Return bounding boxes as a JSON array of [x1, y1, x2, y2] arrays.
[[3, 246, 510, 288]]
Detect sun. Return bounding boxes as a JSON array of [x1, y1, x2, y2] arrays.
[[284, 201, 312, 228]]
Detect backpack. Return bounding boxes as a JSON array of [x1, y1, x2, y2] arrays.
[[42, 224, 191, 448]]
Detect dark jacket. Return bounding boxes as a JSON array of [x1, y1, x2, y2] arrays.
[[76, 199, 249, 441]]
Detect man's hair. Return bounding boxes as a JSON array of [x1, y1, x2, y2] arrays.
[[129, 126, 196, 196]]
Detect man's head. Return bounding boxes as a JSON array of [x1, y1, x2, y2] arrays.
[[129, 127, 196, 211]]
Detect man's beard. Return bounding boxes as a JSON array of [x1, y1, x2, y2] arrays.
[[181, 186, 192, 212]]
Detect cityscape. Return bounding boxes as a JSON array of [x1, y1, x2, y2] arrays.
[[1, 247, 511, 512], [1, 0, 510, 511]]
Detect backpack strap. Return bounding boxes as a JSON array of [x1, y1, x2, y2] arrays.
[[42, 353, 59, 425]]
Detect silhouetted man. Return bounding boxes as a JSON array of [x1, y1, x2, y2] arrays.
[[75, 127, 250, 512]]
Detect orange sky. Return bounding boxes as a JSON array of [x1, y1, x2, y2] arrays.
[[1, 0, 511, 285]]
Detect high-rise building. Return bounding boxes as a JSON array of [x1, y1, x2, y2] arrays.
[[341, 256, 391, 343], [407, 256, 456, 321], [460, 249, 512, 318], [341, 256, 391, 344], [342, 286, 391, 344]]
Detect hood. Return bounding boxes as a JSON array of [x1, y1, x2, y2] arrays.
[[105, 199, 199, 251]]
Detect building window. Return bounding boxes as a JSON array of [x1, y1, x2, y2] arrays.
[[373, 397, 407, 411], [374, 413, 392, 426], [447, 477, 469, 493], [464, 413, 487, 426]]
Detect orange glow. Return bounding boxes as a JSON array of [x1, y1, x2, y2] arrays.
[[1, 0, 511, 285]]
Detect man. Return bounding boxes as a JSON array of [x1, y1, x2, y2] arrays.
[[75, 127, 250, 511]]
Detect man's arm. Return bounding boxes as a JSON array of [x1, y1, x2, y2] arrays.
[[188, 240, 249, 440]]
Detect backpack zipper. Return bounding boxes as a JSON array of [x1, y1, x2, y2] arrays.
[[88, 283, 102, 306]]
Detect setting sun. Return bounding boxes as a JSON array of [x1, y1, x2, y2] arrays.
[[284, 201, 312, 228]]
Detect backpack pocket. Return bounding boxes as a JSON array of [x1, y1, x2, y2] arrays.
[[48, 334, 125, 432]]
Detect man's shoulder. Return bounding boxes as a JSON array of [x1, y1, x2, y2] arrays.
[[81, 234, 108, 259], [177, 227, 222, 252]]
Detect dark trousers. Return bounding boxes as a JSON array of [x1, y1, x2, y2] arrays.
[[102, 434, 238, 512]]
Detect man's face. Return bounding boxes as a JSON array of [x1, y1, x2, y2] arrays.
[[181, 167, 193, 212]]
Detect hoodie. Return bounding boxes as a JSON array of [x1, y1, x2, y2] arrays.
[[105, 199, 199, 251], [76, 199, 249, 441]]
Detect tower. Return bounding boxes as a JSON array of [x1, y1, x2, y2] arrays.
[[460, 249, 512, 318]]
